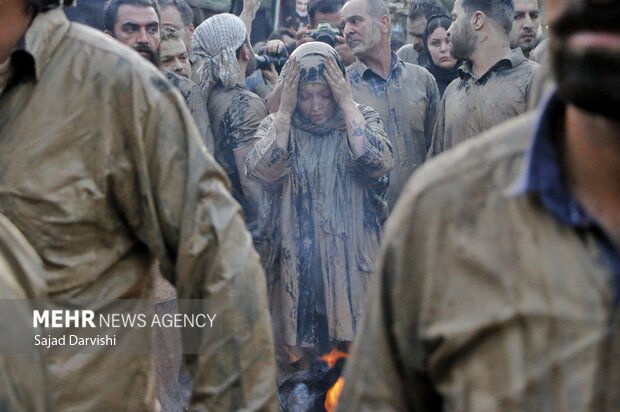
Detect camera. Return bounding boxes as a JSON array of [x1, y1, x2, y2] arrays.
[[308, 23, 341, 47], [255, 54, 288, 71]]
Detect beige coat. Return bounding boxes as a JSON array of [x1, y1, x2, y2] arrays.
[[0, 10, 276, 411], [0, 215, 50, 411], [339, 111, 620, 411]]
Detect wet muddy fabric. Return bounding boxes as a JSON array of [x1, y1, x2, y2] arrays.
[[428, 48, 537, 157], [0, 10, 276, 411], [163, 71, 215, 152], [396, 43, 420, 65], [207, 83, 268, 234], [247, 105, 392, 348], [347, 54, 439, 209], [246, 44, 393, 347], [339, 103, 620, 411], [0, 215, 49, 412]]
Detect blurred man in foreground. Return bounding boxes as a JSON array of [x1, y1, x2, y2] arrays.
[[0, 0, 277, 409]]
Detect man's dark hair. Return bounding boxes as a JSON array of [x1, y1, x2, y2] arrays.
[[103, 0, 161, 32], [408, 0, 446, 22], [159, 0, 194, 26], [307, 0, 343, 27], [461, 0, 513, 33]]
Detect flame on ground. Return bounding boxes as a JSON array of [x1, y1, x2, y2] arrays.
[[320, 348, 349, 368], [325, 377, 345, 412], [321, 349, 350, 412]]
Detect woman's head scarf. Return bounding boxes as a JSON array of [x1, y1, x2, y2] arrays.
[[193, 13, 247, 95], [280, 42, 348, 134]]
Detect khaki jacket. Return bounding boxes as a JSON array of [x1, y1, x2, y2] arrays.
[[0, 10, 276, 411]]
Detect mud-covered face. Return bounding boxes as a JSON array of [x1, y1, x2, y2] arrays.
[[550, 0, 620, 121], [159, 38, 191, 78], [297, 82, 337, 125], [342, 0, 383, 60]]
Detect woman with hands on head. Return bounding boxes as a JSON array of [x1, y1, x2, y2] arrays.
[[246, 42, 393, 374]]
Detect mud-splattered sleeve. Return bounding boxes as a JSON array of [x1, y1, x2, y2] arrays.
[[186, 81, 215, 153], [424, 73, 441, 153], [245, 114, 292, 184], [345, 104, 394, 180], [427, 92, 447, 159]]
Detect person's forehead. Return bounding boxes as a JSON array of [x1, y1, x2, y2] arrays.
[[297, 0, 309, 5], [161, 6, 184, 27], [514, 0, 539, 12], [342, 0, 369, 19], [299, 82, 330, 92], [160, 39, 186, 55], [428, 26, 447, 39], [117, 5, 159, 25], [315, 11, 341, 26]]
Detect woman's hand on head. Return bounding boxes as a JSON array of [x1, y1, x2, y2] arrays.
[[278, 57, 300, 116], [324, 59, 355, 111]]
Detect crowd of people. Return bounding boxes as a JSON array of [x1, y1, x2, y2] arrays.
[[1, 0, 619, 409]]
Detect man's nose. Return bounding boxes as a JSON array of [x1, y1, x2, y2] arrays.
[[344, 22, 354, 37], [173, 59, 183, 72], [137, 27, 149, 43], [523, 13, 533, 28]]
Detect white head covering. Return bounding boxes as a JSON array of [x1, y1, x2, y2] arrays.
[[193, 13, 247, 94]]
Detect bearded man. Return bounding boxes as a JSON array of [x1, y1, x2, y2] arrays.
[[104, 0, 214, 150], [428, 0, 538, 157]]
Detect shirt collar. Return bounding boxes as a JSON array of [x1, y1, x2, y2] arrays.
[[9, 9, 71, 84], [458, 47, 527, 82], [508, 90, 592, 228], [357, 51, 402, 81]]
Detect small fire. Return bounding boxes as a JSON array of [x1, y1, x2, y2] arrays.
[[324, 377, 345, 412], [320, 348, 349, 368], [321, 348, 350, 412]]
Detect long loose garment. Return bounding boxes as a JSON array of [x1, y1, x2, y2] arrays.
[[247, 104, 393, 348]]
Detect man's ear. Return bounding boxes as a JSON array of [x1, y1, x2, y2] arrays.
[[380, 14, 390, 33], [471, 11, 485, 31], [241, 43, 251, 61], [187, 24, 195, 38]]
